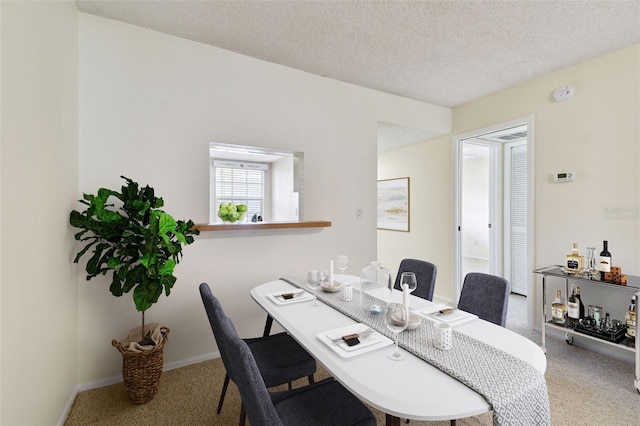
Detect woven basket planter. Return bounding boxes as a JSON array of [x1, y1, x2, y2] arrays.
[[112, 326, 170, 404]]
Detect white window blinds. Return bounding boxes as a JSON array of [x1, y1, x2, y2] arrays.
[[214, 160, 266, 220], [509, 144, 528, 295]]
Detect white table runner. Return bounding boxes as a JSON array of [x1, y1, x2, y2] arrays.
[[282, 277, 550, 426]]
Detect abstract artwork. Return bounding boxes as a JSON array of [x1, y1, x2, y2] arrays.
[[377, 177, 410, 232]]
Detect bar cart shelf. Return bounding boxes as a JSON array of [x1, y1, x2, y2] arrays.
[[534, 266, 640, 393]]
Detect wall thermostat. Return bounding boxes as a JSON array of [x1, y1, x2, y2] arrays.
[[553, 171, 575, 183]]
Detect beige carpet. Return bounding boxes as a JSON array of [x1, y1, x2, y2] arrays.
[[65, 321, 639, 425]]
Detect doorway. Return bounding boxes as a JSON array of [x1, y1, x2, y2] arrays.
[[454, 117, 534, 326]]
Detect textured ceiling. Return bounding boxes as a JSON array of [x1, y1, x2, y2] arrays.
[[76, 0, 640, 108], [75, 0, 640, 150]]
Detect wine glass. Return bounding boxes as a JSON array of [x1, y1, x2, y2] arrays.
[[385, 302, 408, 360], [307, 270, 321, 306], [336, 255, 349, 275], [399, 272, 417, 308], [320, 270, 329, 286], [400, 272, 417, 294]]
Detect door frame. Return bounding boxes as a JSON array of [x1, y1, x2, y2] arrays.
[[457, 139, 503, 277], [453, 116, 535, 327]]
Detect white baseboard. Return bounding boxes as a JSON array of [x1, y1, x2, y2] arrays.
[[164, 351, 220, 371], [58, 351, 221, 426], [57, 387, 79, 426], [76, 373, 124, 393]]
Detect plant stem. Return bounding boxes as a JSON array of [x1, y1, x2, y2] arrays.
[[141, 310, 145, 344]]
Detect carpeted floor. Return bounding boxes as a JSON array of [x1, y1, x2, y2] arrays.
[[65, 297, 639, 425]]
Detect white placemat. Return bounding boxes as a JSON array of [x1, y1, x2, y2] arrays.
[[267, 289, 313, 305], [414, 305, 478, 326], [317, 323, 392, 358]]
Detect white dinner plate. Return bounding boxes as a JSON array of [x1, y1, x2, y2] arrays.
[[267, 289, 314, 305], [414, 305, 478, 326], [317, 323, 392, 358]]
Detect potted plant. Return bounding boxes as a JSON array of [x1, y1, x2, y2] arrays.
[[69, 176, 199, 404]]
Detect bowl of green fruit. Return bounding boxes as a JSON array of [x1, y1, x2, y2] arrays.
[[218, 202, 248, 223]]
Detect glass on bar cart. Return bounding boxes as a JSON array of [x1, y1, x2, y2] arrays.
[[585, 246, 600, 279]]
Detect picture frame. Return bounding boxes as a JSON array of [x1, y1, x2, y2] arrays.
[[377, 177, 410, 232]]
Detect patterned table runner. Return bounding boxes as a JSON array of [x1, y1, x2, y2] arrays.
[[281, 277, 550, 426]]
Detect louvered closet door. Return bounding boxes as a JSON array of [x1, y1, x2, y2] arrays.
[[507, 142, 527, 295]]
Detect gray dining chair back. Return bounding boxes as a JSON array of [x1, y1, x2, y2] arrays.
[[394, 258, 437, 301], [199, 283, 234, 377], [199, 282, 316, 424], [457, 272, 510, 327], [222, 315, 286, 426], [222, 314, 376, 426]]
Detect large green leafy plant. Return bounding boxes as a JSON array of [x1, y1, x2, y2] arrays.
[[70, 176, 199, 342]]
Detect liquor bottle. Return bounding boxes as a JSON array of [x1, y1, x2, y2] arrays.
[[565, 243, 584, 272], [599, 240, 612, 280], [567, 285, 579, 327], [575, 286, 585, 319], [551, 289, 567, 325], [603, 312, 612, 331], [626, 295, 636, 346]]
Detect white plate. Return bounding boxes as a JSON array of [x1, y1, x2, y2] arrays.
[[267, 289, 313, 305], [414, 305, 478, 326], [317, 323, 392, 358]]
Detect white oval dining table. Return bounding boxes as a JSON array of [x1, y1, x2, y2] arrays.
[[251, 277, 546, 425]]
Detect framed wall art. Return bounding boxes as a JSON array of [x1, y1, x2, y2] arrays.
[[377, 177, 410, 232]]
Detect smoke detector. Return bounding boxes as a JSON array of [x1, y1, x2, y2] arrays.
[[553, 85, 575, 102]]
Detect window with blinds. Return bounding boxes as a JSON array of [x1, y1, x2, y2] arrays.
[[214, 160, 266, 222]]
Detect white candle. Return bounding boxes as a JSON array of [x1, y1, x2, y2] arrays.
[[402, 283, 410, 311], [329, 260, 334, 285]]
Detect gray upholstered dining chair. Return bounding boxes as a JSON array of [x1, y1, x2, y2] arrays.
[[199, 283, 316, 424], [457, 272, 510, 327], [219, 314, 377, 426], [394, 258, 438, 301]]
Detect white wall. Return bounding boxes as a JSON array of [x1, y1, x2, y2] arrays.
[[379, 45, 640, 325], [378, 135, 454, 300], [0, 1, 79, 424], [461, 149, 490, 260], [77, 13, 451, 384], [271, 156, 298, 221], [455, 45, 640, 325]]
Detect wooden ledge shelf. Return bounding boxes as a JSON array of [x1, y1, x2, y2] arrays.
[[194, 221, 332, 232]]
